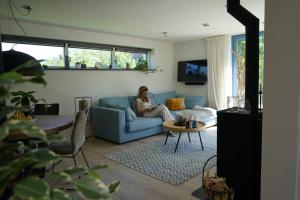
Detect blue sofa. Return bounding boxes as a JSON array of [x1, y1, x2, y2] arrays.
[[92, 91, 213, 144]]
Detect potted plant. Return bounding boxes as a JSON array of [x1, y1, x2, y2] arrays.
[[135, 59, 163, 76], [0, 69, 119, 199], [10, 90, 46, 118]]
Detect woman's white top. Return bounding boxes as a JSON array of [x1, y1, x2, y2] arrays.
[[136, 98, 152, 110]]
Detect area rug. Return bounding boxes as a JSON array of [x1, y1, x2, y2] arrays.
[[106, 131, 217, 185]]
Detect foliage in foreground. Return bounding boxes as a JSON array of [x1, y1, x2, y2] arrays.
[[0, 68, 119, 200]]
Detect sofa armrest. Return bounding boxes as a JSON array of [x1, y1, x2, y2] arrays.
[[91, 106, 126, 143]]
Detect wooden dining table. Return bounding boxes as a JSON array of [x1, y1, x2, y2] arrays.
[[8, 115, 74, 141]]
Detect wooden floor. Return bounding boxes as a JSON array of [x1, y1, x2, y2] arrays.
[[53, 127, 217, 200]]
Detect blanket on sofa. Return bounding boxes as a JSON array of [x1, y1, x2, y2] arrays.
[[175, 106, 217, 124]]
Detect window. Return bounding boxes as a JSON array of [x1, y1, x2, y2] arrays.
[[1, 35, 151, 71], [232, 32, 264, 96], [114, 50, 148, 69], [68, 47, 112, 69], [2, 42, 65, 68]]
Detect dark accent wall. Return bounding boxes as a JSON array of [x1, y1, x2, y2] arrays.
[[227, 0, 260, 114]]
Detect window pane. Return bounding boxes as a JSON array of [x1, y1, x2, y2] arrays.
[[68, 48, 111, 69], [232, 33, 264, 97], [2, 42, 64, 68], [114, 51, 147, 69]]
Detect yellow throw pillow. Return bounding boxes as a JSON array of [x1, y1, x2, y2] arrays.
[[167, 98, 185, 110]]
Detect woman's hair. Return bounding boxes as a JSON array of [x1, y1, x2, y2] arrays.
[[137, 86, 149, 101]]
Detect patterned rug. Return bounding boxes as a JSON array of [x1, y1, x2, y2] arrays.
[[106, 129, 217, 185]]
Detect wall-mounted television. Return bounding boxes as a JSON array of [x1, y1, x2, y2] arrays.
[[177, 59, 208, 84]]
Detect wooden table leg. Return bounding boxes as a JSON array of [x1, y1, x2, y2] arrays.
[[198, 131, 204, 150], [175, 132, 182, 153], [164, 130, 170, 145]]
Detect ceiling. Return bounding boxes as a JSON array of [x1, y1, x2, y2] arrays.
[[0, 0, 265, 42]]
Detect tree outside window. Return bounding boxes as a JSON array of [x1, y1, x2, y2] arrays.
[[232, 33, 264, 97]]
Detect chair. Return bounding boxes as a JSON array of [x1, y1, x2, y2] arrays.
[[34, 103, 59, 115], [49, 111, 89, 170]]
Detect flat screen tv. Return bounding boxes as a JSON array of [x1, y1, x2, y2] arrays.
[[177, 60, 208, 83]]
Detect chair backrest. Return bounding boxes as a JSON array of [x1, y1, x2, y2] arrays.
[[71, 111, 88, 154], [34, 103, 59, 115]]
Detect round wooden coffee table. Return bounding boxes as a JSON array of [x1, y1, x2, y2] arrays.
[[163, 120, 206, 152]]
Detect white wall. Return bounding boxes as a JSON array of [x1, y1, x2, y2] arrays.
[[174, 39, 207, 99], [0, 18, 175, 117], [261, 0, 300, 199]]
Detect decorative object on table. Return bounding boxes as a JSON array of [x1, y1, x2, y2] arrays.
[[81, 61, 87, 69], [75, 61, 81, 69], [174, 113, 186, 126], [107, 130, 216, 185], [10, 90, 46, 118], [74, 96, 93, 137], [186, 120, 198, 129], [202, 155, 234, 200], [95, 61, 101, 69]]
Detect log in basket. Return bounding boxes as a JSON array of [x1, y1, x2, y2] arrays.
[[202, 155, 235, 200]]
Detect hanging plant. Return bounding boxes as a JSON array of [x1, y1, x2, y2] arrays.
[[135, 59, 163, 76]]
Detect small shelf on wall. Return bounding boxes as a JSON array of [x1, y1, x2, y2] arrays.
[[44, 67, 157, 72]]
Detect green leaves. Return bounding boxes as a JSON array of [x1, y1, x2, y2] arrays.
[[28, 148, 59, 168], [29, 76, 47, 86], [0, 120, 47, 142], [0, 69, 119, 200], [13, 176, 50, 199], [76, 177, 111, 200], [0, 71, 23, 84], [50, 189, 72, 200], [108, 181, 120, 193], [10, 90, 46, 109]]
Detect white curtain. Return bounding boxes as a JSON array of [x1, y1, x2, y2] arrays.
[[206, 35, 232, 110]]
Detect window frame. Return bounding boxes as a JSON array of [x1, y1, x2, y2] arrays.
[[1, 34, 152, 71], [231, 32, 264, 96]]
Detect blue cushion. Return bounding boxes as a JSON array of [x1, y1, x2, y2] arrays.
[[126, 117, 163, 132], [99, 97, 130, 107], [177, 95, 206, 109], [128, 96, 137, 110], [106, 103, 136, 122], [153, 91, 176, 105]]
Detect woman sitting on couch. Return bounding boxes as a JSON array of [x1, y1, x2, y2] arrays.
[[135, 86, 174, 122]]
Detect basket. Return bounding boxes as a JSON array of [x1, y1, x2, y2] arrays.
[[202, 155, 235, 200]]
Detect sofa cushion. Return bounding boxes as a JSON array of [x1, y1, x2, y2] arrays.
[[167, 98, 185, 110], [153, 91, 176, 105], [107, 103, 137, 122], [126, 117, 163, 132], [99, 97, 130, 107], [177, 95, 206, 108]]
